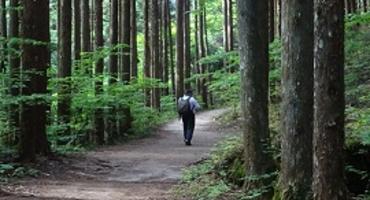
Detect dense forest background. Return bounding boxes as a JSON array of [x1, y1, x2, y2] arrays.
[[0, 0, 370, 199]]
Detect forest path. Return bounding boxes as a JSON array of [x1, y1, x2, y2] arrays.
[[1, 109, 229, 200]]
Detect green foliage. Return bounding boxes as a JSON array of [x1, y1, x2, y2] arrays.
[[0, 163, 39, 182]]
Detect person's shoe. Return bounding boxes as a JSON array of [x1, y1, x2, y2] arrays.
[[184, 139, 188, 145], [186, 141, 192, 146]]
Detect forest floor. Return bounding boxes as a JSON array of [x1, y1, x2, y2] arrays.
[[0, 109, 230, 200]]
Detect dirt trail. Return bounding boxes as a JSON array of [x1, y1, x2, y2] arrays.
[[1, 110, 229, 200]]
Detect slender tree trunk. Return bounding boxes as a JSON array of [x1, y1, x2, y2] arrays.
[[222, 0, 229, 70], [227, 0, 234, 52], [351, 0, 357, 12], [167, 0, 175, 96], [364, 0, 368, 12], [94, 0, 104, 144], [109, 0, 118, 84], [151, 0, 160, 109], [0, 0, 6, 73], [20, 0, 50, 161], [223, 0, 228, 53], [107, 0, 119, 141], [194, 0, 201, 95], [184, 0, 191, 89], [158, 0, 164, 86], [81, 0, 91, 53], [9, 0, 21, 145], [280, 0, 314, 198], [144, 0, 151, 106], [130, 0, 138, 79], [236, 0, 274, 197], [198, 4, 208, 108], [278, 0, 282, 38], [313, 0, 347, 199], [176, 0, 184, 98], [203, 6, 213, 106], [121, 0, 130, 82], [268, 0, 274, 43], [162, 0, 170, 96], [74, 0, 81, 60], [57, 0, 72, 135]]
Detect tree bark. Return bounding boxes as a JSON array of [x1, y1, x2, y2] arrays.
[[144, 0, 151, 106], [109, 0, 118, 84], [94, 0, 104, 144], [223, 0, 228, 53], [280, 0, 314, 199], [268, 0, 274, 43], [162, 0, 170, 96], [351, 0, 357, 13], [184, 0, 191, 89], [121, 0, 130, 82], [9, 0, 21, 145], [151, 0, 160, 109], [74, 0, 81, 60], [194, 0, 201, 95], [167, 0, 175, 96], [57, 0, 72, 135], [313, 0, 347, 199], [364, 0, 368, 12], [176, 0, 184, 98], [20, 0, 50, 161], [130, 0, 138, 79], [107, 0, 119, 141], [236, 0, 274, 197], [0, 0, 6, 73], [198, 3, 208, 108], [81, 0, 91, 53]]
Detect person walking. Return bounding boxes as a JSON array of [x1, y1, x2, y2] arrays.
[[178, 89, 201, 146]]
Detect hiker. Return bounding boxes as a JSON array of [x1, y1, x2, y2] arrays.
[[178, 89, 201, 146]]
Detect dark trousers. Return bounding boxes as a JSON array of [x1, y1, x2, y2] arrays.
[[182, 113, 195, 142]]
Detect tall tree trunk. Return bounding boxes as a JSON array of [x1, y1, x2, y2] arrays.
[[227, 0, 234, 52], [203, 6, 213, 106], [0, 0, 6, 73], [198, 4, 208, 108], [81, 0, 91, 53], [162, 0, 170, 96], [313, 0, 347, 199], [222, 0, 230, 70], [20, 0, 50, 161], [151, 0, 160, 109], [9, 0, 21, 145], [107, 0, 119, 141], [280, 0, 314, 198], [74, 0, 81, 60], [364, 0, 368, 12], [158, 0, 164, 87], [184, 0, 191, 89], [268, 0, 275, 43], [121, 0, 130, 82], [130, 0, 138, 79], [176, 0, 184, 98], [144, 0, 151, 106], [94, 0, 104, 144], [194, 0, 201, 95], [57, 0, 72, 135], [223, 0, 228, 53], [167, 0, 175, 96], [109, 0, 118, 84], [278, 0, 282, 38], [351, 0, 357, 13], [236, 0, 274, 197]]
